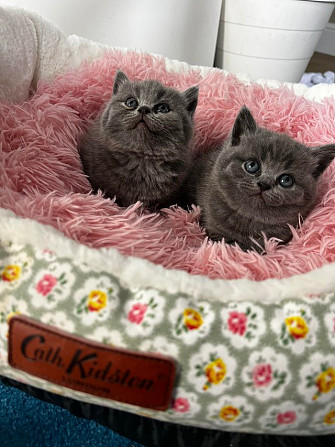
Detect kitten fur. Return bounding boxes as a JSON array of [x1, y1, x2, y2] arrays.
[[186, 106, 335, 252], [79, 71, 198, 208]]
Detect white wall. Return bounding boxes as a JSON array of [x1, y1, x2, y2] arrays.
[[1, 0, 222, 67]]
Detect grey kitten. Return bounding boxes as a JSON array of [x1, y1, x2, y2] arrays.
[[79, 70, 198, 208], [186, 106, 335, 251]]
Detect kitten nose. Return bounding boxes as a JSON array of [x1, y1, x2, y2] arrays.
[[257, 181, 271, 191], [137, 106, 151, 115]]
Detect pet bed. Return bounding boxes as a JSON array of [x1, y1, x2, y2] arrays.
[[1, 6, 335, 447]]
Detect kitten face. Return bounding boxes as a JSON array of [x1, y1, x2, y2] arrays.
[[79, 71, 199, 208], [198, 106, 335, 250], [100, 71, 198, 152], [216, 129, 318, 223]]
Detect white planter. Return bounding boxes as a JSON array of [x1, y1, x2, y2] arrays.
[[215, 0, 335, 82]]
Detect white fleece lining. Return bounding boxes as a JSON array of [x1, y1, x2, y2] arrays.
[[0, 208, 334, 304]]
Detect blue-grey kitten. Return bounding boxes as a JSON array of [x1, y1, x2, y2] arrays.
[[79, 71, 198, 208], [185, 106, 335, 251]]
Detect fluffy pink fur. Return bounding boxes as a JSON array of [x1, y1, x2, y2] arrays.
[[1, 50, 335, 281]]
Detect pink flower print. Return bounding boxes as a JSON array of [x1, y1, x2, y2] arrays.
[[36, 274, 57, 296], [332, 317, 335, 333], [43, 249, 54, 256], [252, 363, 273, 387], [173, 398, 190, 413], [227, 311, 247, 336], [277, 411, 297, 425], [128, 303, 148, 324]]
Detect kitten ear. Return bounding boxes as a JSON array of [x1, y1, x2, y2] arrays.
[[113, 71, 130, 95], [182, 86, 199, 117], [310, 144, 335, 178], [231, 106, 257, 146]]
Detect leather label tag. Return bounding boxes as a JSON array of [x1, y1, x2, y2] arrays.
[[8, 315, 176, 411]]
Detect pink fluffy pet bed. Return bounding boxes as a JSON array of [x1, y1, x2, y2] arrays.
[[1, 50, 335, 281], [3, 47, 335, 442]]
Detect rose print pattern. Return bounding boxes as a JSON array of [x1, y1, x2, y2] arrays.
[[122, 289, 166, 337], [271, 302, 318, 354], [188, 343, 236, 395], [241, 347, 290, 401], [167, 388, 201, 419], [183, 308, 203, 330], [260, 401, 307, 432], [128, 303, 147, 324], [73, 276, 119, 325], [29, 262, 75, 309], [208, 396, 253, 427], [169, 298, 215, 345], [87, 290, 107, 312], [324, 410, 335, 425], [34, 248, 57, 262], [2, 238, 335, 435], [0, 252, 33, 291], [277, 412, 296, 425], [228, 311, 247, 335], [220, 302, 265, 349], [311, 403, 335, 433], [2, 265, 21, 282], [36, 274, 58, 296], [252, 363, 272, 387], [298, 353, 335, 402]]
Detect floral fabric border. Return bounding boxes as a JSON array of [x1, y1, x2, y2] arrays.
[[1, 239, 335, 435]]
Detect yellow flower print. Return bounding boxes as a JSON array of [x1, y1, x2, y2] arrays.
[[6, 311, 21, 324], [2, 265, 21, 282], [88, 290, 107, 312], [5, 311, 21, 338], [219, 405, 240, 422], [183, 308, 203, 330], [285, 315, 309, 340], [313, 368, 335, 400], [203, 358, 226, 390], [324, 410, 335, 425]]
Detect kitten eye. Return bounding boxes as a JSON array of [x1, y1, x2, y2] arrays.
[[243, 160, 260, 174], [156, 103, 170, 113], [125, 97, 138, 109], [278, 174, 294, 188]]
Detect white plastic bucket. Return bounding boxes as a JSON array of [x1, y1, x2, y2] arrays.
[[215, 0, 335, 82], [2, 0, 222, 67]]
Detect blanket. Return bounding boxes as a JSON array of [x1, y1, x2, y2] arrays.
[[0, 5, 107, 103], [1, 47, 335, 281]]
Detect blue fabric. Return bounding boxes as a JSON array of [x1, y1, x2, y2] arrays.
[[300, 71, 335, 87], [0, 382, 145, 447]]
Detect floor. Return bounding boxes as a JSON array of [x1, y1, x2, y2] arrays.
[[306, 51, 335, 73]]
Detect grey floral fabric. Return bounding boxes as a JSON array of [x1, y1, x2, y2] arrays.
[[1, 239, 335, 435]]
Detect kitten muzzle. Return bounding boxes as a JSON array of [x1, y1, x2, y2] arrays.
[[257, 181, 271, 192], [134, 116, 150, 130], [137, 106, 151, 115]]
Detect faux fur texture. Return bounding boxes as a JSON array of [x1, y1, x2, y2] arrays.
[[1, 49, 335, 281]]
